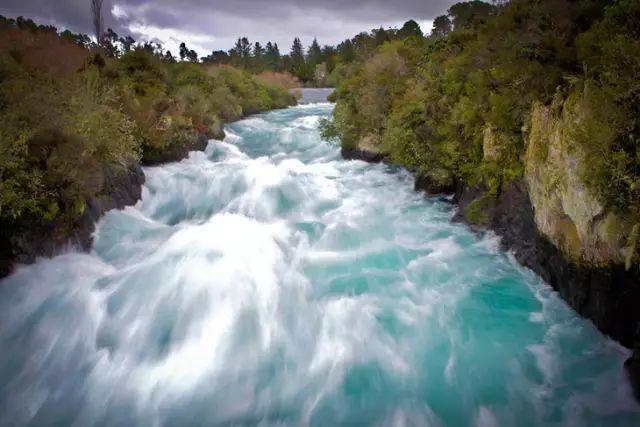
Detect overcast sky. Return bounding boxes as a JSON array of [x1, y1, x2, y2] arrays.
[[0, 0, 458, 56]]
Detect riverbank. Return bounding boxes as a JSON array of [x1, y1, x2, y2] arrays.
[[0, 20, 298, 278], [0, 96, 296, 278]]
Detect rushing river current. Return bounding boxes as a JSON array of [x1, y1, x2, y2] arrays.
[[1, 89, 639, 426]]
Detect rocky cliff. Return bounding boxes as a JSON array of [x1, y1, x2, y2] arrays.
[[525, 101, 638, 268]]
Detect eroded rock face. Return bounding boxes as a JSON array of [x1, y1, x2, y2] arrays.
[[482, 125, 507, 163], [525, 102, 631, 266]]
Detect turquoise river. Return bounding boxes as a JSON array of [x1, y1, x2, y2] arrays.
[[1, 90, 639, 426]]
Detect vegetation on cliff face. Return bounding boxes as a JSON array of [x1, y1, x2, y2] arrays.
[[323, 0, 640, 268], [0, 18, 296, 271]]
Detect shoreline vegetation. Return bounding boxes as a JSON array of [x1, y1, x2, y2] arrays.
[[319, 0, 640, 399], [0, 17, 299, 277]]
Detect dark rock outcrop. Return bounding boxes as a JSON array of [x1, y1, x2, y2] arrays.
[[341, 146, 387, 163], [142, 134, 210, 166], [413, 174, 457, 195], [0, 161, 145, 277]]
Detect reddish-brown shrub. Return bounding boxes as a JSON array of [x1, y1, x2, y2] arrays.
[[0, 27, 89, 75]]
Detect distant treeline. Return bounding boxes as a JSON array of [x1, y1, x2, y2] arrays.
[[0, 14, 425, 86]]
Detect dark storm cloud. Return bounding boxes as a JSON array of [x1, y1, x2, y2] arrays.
[[0, 0, 457, 54]]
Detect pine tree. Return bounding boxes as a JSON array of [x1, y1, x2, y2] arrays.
[[253, 42, 265, 59], [252, 42, 266, 72], [431, 15, 452, 38], [265, 41, 281, 71], [290, 37, 305, 68], [307, 37, 322, 66], [102, 28, 120, 57], [230, 37, 251, 68]]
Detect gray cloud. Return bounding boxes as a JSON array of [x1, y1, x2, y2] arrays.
[[0, 0, 457, 55]]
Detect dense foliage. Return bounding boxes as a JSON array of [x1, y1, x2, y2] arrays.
[[0, 19, 296, 233], [323, 0, 640, 266]]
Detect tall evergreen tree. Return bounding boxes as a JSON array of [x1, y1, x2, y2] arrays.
[[265, 41, 281, 71], [252, 41, 266, 71], [290, 37, 305, 68], [102, 28, 120, 57], [230, 37, 251, 67], [337, 39, 355, 63], [307, 37, 322, 66], [253, 42, 265, 59]]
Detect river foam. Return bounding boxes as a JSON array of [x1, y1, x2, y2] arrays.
[[0, 101, 639, 426]]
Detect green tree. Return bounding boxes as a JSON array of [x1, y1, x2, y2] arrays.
[[265, 42, 281, 70], [179, 42, 189, 61], [120, 35, 136, 53], [337, 39, 355, 62], [448, 1, 496, 29], [252, 41, 266, 71], [307, 37, 322, 66], [230, 37, 251, 68], [373, 27, 390, 46], [431, 15, 452, 38], [397, 19, 423, 39], [290, 37, 305, 68], [202, 50, 230, 64], [102, 28, 120, 57]]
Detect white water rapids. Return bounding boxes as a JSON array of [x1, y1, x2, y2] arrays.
[[0, 92, 638, 426]]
